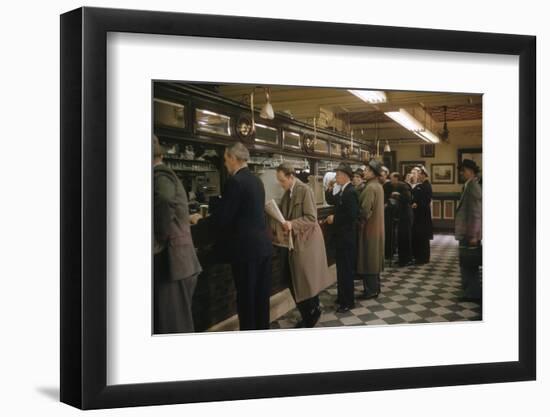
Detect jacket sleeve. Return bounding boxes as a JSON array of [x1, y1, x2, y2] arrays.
[[360, 186, 376, 222], [325, 188, 337, 205], [465, 181, 482, 241], [399, 184, 412, 205], [154, 174, 177, 245], [413, 184, 431, 207]]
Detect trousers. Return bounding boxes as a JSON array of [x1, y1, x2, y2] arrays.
[[231, 255, 272, 330]]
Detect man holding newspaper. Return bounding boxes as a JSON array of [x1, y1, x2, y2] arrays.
[[266, 163, 334, 328]]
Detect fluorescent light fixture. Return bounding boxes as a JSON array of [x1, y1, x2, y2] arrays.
[[385, 108, 440, 143], [384, 109, 425, 132], [348, 89, 387, 104], [414, 130, 440, 143]]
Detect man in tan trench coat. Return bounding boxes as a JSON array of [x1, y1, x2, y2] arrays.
[[272, 163, 334, 328], [357, 159, 385, 300]]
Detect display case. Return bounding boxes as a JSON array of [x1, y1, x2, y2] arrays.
[[195, 108, 232, 137]]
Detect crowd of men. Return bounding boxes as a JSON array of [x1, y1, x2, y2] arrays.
[[153, 136, 483, 333]]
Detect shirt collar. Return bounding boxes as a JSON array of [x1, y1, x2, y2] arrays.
[[341, 181, 351, 192]]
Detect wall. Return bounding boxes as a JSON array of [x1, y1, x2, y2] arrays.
[[0, 1, 546, 417], [391, 129, 482, 194]]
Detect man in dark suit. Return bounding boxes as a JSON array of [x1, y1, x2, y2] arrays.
[[455, 159, 482, 303], [198, 142, 273, 330], [325, 163, 359, 313]]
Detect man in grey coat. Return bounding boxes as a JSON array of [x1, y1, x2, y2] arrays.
[[455, 159, 482, 303], [153, 135, 202, 333]]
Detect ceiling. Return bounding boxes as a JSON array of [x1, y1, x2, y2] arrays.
[[208, 84, 482, 143]]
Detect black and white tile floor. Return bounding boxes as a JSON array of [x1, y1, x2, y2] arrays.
[[271, 234, 482, 329]]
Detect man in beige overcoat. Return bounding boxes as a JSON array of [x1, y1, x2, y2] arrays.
[[357, 159, 385, 300], [272, 163, 333, 327]]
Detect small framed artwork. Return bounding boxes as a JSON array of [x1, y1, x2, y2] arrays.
[[431, 163, 456, 184], [383, 150, 397, 172], [421, 143, 435, 157], [400, 160, 425, 177]]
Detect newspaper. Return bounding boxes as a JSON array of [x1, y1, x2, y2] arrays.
[[265, 199, 294, 250]]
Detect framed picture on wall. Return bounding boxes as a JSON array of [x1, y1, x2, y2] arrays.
[[400, 160, 425, 177], [421, 143, 435, 157], [431, 163, 456, 184], [383, 150, 397, 172]]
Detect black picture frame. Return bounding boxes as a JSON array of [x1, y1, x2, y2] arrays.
[[60, 6, 536, 410], [421, 143, 436, 158]]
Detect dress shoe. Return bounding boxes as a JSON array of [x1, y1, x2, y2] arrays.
[[294, 320, 305, 328], [358, 291, 380, 300], [336, 304, 355, 313], [305, 306, 322, 328]]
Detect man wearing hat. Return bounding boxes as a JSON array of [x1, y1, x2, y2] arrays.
[[455, 159, 482, 303], [152, 135, 202, 333], [325, 163, 359, 312], [352, 168, 366, 195], [356, 159, 385, 299]]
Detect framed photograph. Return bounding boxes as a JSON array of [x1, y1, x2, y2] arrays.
[[458, 147, 482, 183], [421, 143, 436, 157], [61, 6, 536, 410], [400, 160, 425, 177], [382, 150, 397, 173], [431, 163, 456, 184]]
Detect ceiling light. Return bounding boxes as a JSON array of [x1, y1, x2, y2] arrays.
[[348, 89, 387, 104], [260, 87, 275, 119], [414, 130, 440, 144], [384, 140, 391, 152], [260, 102, 274, 119], [384, 109, 425, 132]]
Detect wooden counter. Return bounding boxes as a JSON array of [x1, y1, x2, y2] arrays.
[[189, 205, 334, 331]]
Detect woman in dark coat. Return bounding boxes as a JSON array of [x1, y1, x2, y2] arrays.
[[411, 166, 433, 264], [390, 173, 414, 266]]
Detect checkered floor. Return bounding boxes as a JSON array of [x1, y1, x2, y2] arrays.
[[271, 234, 482, 329]]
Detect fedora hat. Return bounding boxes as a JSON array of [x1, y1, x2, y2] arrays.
[[459, 158, 480, 174], [335, 162, 353, 179], [366, 159, 384, 176]]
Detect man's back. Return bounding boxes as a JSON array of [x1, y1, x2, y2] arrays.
[[211, 167, 272, 262]]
